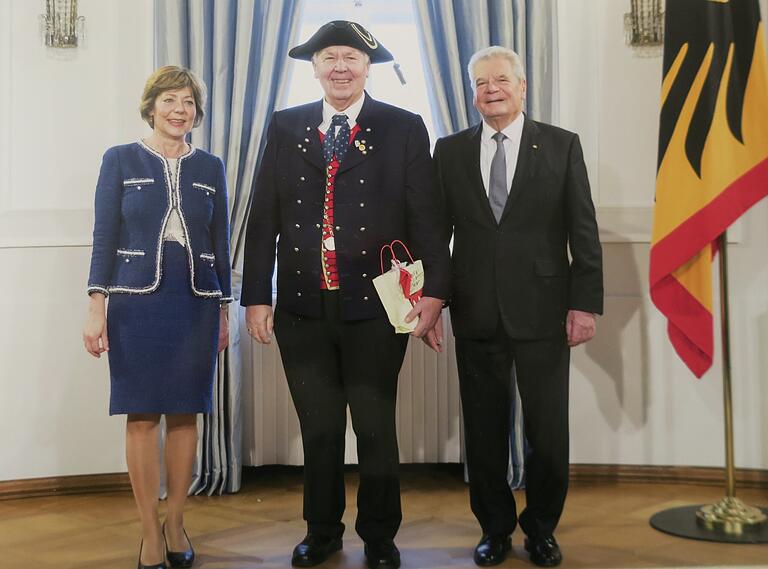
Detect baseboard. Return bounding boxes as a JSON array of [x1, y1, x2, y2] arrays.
[[2, 464, 766, 501], [570, 464, 768, 488], [0, 472, 130, 501]]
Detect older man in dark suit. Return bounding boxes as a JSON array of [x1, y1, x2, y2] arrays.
[[433, 46, 603, 567], [241, 21, 449, 569]]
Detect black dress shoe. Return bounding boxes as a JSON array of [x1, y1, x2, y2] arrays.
[[138, 540, 168, 569], [163, 523, 195, 568], [473, 534, 511, 566], [524, 535, 562, 567], [363, 540, 401, 569], [291, 534, 343, 567]]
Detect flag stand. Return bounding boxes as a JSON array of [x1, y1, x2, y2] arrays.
[[649, 232, 768, 543], [695, 232, 766, 532]]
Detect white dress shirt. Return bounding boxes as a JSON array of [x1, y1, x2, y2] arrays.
[[318, 92, 366, 135], [480, 112, 524, 197]]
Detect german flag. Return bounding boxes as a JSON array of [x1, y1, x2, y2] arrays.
[[650, 0, 768, 378]]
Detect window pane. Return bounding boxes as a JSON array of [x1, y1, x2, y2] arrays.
[[282, 0, 435, 144]]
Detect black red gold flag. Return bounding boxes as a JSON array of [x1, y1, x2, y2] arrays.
[[650, 0, 768, 377]]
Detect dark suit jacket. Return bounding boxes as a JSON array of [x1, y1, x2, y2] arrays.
[[435, 115, 603, 340], [241, 94, 450, 320]]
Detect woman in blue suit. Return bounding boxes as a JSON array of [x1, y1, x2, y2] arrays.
[[82, 66, 232, 569]]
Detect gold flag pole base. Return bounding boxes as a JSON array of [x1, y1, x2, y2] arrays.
[[696, 496, 767, 534], [650, 504, 768, 544]]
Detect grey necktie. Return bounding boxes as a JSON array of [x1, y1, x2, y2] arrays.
[[489, 132, 508, 223]]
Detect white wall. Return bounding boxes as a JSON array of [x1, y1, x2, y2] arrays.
[[0, 0, 154, 480], [560, 0, 768, 469]]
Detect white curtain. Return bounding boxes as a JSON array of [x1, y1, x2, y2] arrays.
[[241, 309, 463, 465], [155, 0, 304, 494]]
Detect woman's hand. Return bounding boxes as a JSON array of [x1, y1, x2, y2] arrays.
[[83, 294, 109, 358], [218, 305, 230, 352]]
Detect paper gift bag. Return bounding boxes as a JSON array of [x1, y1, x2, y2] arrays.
[[373, 240, 424, 333]]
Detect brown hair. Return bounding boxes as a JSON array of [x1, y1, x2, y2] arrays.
[[139, 65, 206, 128]]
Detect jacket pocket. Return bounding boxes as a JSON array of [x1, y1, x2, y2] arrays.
[[117, 248, 146, 260], [195, 252, 220, 292], [192, 182, 216, 196], [122, 178, 154, 190], [113, 249, 148, 288]]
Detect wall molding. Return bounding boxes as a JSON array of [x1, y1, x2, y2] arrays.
[[0, 1, 152, 251], [570, 464, 768, 489], [0, 472, 131, 501], [597, 207, 652, 243], [2, 464, 765, 501], [596, 206, 745, 244], [0, 210, 94, 249], [0, 1, 93, 250]]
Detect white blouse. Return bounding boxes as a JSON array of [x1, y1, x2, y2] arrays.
[[163, 157, 187, 246]]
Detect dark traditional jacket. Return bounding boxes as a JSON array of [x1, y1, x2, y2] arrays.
[[241, 94, 450, 320]]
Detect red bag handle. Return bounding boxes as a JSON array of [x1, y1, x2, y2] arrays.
[[379, 239, 416, 273], [379, 244, 394, 274], [390, 240, 416, 263]]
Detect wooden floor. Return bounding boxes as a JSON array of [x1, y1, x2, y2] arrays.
[[1, 465, 767, 569]]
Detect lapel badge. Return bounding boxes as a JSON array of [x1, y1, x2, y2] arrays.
[[532, 144, 538, 149]]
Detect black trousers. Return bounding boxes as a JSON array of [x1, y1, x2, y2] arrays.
[[455, 322, 570, 539], [273, 291, 409, 543]]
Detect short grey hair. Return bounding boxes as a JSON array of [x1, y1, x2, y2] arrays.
[[467, 46, 526, 88]]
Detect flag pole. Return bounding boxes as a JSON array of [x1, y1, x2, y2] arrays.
[[650, 232, 768, 542], [695, 231, 766, 533]]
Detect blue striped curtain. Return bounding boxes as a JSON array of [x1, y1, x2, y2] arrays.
[[154, 0, 304, 494], [413, 0, 559, 489]]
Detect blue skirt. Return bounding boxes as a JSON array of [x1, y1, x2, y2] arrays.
[[107, 242, 219, 415]]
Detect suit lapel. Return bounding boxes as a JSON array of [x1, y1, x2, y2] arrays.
[[337, 93, 382, 174], [462, 124, 497, 226], [297, 100, 324, 171], [500, 116, 539, 223]]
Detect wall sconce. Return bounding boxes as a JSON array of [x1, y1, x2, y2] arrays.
[[624, 0, 664, 47], [41, 0, 85, 48]]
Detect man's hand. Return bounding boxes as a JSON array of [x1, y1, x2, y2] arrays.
[[421, 313, 444, 353], [566, 309, 596, 347], [406, 296, 444, 339], [246, 305, 274, 344]]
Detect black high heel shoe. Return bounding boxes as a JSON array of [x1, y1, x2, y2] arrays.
[[163, 522, 195, 568], [138, 539, 168, 569]]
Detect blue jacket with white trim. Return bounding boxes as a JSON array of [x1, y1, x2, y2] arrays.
[[87, 141, 232, 302]]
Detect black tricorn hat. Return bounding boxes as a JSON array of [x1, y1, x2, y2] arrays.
[[288, 20, 393, 63]]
